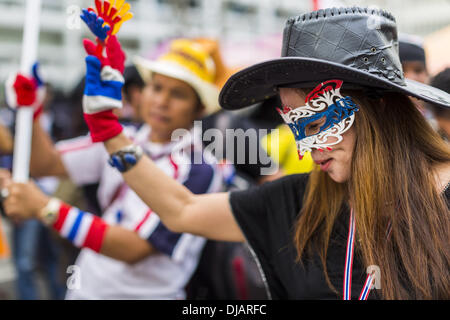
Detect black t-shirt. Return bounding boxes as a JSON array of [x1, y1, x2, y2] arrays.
[[229, 174, 450, 300]]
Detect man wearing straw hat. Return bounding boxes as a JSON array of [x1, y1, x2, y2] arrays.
[[2, 20, 225, 298]]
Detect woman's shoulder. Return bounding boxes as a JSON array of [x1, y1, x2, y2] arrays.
[[252, 173, 310, 195], [268, 173, 310, 191], [247, 173, 311, 208], [229, 174, 311, 245], [230, 173, 310, 206]]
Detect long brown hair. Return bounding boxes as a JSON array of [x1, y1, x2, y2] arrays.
[[294, 91, 450, 299]]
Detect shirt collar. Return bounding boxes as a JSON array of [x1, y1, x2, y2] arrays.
[[134, 124, 201, 160]]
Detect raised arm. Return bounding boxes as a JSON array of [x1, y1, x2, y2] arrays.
[[30, 120, 68, 177], [105, 133, 245, 242], [5, 63, 68, 178], [74, 12, 245, 242], [0, 123, 13, 154]]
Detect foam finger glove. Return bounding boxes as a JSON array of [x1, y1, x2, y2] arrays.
[[105, 35, 125, 74], [83, 35, 125, 74], [83, 55, 124, 142], [5, 62, 46, 120], [93, 0, 133, 36], [80, 8, 110, 41]]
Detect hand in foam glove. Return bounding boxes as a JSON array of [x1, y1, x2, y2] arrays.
[[83, 55, 124, 142], [5, 62, 46, 121], [83, 35, 125, 74], [81, 9, 127, 142]]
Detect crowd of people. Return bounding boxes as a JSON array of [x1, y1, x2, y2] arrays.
[[0, 4, 449, 300]]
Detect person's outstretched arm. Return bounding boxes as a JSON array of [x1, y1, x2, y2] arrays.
[[5, 63, 68, 178], [0, 123, 13, 154], [30, 120, 68, 177], [1, 174, 154, 264], [75, 13, 244, 242], [104, 133, 245, 242]]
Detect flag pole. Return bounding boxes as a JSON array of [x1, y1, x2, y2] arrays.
[[12, 0, 42, 182]]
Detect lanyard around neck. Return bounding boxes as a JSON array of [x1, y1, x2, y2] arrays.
[[343, 209, 375, 300]]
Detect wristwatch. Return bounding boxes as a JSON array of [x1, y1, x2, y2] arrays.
[[39, 198, 61, 226], [108, 144, 144, 172]]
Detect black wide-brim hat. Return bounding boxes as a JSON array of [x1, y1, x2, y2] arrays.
[[219, 7, 450, 110]]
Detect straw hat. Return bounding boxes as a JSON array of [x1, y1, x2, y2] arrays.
[[134, 39, 221, 115]]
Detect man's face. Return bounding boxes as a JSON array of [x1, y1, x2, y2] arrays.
[[140, 73, 202, 141]]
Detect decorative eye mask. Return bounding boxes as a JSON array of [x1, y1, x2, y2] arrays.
[[277, 80, 359, 159]]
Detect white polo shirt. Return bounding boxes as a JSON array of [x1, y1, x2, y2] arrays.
[[57, 124, 222, 299]]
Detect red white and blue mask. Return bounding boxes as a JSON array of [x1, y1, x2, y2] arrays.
[[277, 80, 359, 159]]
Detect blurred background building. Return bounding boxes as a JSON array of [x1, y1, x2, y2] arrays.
[[0, 0, 449, 95]]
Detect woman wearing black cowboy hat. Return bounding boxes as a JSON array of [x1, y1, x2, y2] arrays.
[[6, 7, 450, 299]]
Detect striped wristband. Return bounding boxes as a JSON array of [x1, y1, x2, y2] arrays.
[[52, 202, 108, 253]]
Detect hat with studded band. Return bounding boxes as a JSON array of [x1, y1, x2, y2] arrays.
[[219, 7, 450, 110]]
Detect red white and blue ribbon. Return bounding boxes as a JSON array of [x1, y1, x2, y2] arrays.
[[343, 209, 375, 300], [343, 209, 356, 300], [359, 273, 375, 300]]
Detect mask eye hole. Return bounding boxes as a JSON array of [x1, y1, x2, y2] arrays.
[[305, 116, 326, 136]]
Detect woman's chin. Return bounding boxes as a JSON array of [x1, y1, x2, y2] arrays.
[[326, 170, 349, 184]]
